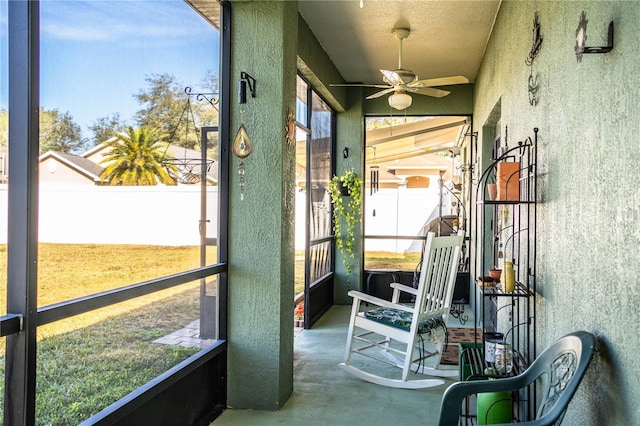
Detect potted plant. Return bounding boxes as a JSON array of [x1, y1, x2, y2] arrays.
[[328, 169, 362, 287]]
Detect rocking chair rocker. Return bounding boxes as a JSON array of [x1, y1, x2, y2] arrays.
[[340, 232, 464, 389]]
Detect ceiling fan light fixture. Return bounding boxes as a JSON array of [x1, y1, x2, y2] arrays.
[[388, 92, 412, 110]]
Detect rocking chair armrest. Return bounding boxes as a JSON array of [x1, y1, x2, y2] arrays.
[[390, 282, 418, 295], [438, 375, 534, 426], [347, 290, 414, 313]]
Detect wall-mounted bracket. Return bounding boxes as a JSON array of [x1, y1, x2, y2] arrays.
[[575, 12, 614, 63], [238, 72, 257, 104]]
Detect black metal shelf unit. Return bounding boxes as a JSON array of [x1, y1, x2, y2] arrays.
[[471, 127, 538, 422]]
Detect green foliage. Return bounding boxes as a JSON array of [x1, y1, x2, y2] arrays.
[[0, 108, 7, 147], [1, 107, 86, 153], [328, 170, 362, 286], [2, 71, 220, 155], [39, 108, 87, 154], [133, 73, 219, 150], [88, 112, 126, 146], [100, 126, 179, 185]]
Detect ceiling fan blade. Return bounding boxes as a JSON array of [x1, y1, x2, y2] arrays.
[[411, 87, 451, 98], [365, 87, 396, 100], [380, 69, 402, 85], [329, 83, 392, 89], [330, 83, 392, 89], [408, 75, 469, 88]]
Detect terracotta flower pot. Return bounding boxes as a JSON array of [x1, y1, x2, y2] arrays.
[[489, 268, 502, 282], [487, 183, 497, 200]]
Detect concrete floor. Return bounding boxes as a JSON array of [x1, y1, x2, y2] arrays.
[[212, 304, 473, 425]]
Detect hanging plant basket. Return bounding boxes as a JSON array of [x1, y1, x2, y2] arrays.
[[328, 170, 362, 287], [338, 181, 351, 196]]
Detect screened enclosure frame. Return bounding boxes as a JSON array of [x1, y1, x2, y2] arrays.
[[2, 1, 232, 424]]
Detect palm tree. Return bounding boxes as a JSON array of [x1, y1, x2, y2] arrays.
[[100, 126, 178, 185]]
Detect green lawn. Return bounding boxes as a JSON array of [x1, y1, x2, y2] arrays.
[[365, 251, 422, 271], [0, 285, 201, 425], [0, 244, 412, 424], [0, 244, 209, 424]]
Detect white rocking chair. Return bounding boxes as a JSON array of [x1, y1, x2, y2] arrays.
[[340, 231, 464, 389]]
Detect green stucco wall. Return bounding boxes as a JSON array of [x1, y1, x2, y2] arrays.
[[297, 13, 365, 302], [363, 83, 474, 116], [227, 0, 297, 410], [297, 15, 349, 111], [334, 89, 365, 304], [474, 2, 640, 424], [226, 1, 640, 419]]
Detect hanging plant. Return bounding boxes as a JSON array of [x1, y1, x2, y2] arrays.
[[328, 170, 362, 287]]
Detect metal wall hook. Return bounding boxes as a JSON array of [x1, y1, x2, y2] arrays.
[[575, 12, 614, 63], [582, 21, 614, 54], [238, 72, 257, 104]]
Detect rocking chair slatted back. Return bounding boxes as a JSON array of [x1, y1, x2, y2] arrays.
[[340, 231, 464, 389], [413, 232, 462, 321]]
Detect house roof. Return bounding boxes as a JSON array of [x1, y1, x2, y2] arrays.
[[40, 151, 105, 183]]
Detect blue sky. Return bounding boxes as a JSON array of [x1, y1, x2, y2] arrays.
[[1, 0, 219, 138]]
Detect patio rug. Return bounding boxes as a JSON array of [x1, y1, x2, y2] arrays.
[[440, 327, 483, 365]]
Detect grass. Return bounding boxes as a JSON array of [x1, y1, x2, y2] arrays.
[[0, 243, 215, 336], [0, 244, 209, 424], [0, 244, 413, 423], [365, 250, 422, 271], [0, 285, 201, 425]]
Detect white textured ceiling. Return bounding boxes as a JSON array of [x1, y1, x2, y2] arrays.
[[298, 0, 501, 85], [189, 1, 502, 176]]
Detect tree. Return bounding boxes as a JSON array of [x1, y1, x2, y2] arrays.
[[133, 73, 191, 146], [99, 126, 178, 186], [0, 108, 85, 154], [133, 73, 219, 151], [0, 109, 7, 147], [39, 108, 86, 154], [88, 113, 126, 146]]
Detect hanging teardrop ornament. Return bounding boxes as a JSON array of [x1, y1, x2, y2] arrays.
[[239, 161, 246, 201], [233, 124, 253, 158]]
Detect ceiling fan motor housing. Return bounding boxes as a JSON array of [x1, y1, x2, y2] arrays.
[[391, 69, 417, 85]]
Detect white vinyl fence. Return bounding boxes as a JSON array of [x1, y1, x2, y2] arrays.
[[2, 184, 450, 252], [0, 184, 218, 246]]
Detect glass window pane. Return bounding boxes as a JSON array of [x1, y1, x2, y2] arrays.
[[309, 92, 331, 242], [364, 116, 468, 272], [36, 282, 207, 424], [1, 0, 7, 317], [296, 76, 308, 128], [294, 126, 308, 295], [309, 241, 331, 283], [364, 238, 423, 271], [0, 336, 4, 423], [37, 0, 220, 305], [0, 154, 5, 317]]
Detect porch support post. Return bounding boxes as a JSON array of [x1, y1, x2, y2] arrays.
[[5, 0, 40, 424], [227, 1, 297, 409]]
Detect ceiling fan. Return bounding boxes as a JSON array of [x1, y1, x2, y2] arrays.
[[332, 28, 469, 110]]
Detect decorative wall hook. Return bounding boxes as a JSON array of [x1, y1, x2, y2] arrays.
[[525, 12, 543, 66], [526, 12, 542, 106], [238, 72, 257, 104], [285, 108, 296, 148], [575, 12, 614, 63], [185, 86, 219, 111]]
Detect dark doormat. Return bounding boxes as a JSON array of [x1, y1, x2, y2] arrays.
[[441, 328, 483, 365]]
